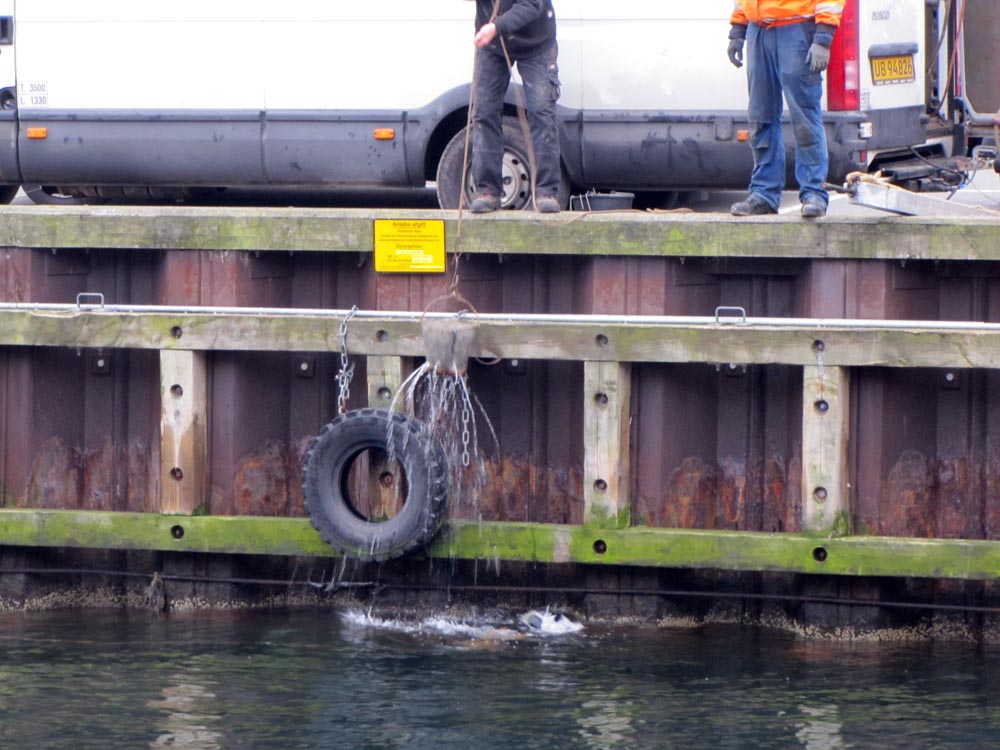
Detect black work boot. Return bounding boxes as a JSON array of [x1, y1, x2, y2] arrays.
[[801, 197, 827, 218], [730, 194, 777, 216], [535, 195, 561, 214], [469, 194, 501, 214]]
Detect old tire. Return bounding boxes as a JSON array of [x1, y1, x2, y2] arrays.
[[302, 408, 449, 561], [436, 116, 569, 210]]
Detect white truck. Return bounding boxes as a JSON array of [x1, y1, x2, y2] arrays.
[[0, 0, 989, 208]]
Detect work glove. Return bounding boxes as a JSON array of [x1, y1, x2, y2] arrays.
[[727, 24, 747, 68], [805, 42, 831, 73], [728, 38, 745, 68]]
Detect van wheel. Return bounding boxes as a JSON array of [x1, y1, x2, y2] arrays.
[[436, 116, 569, 210], [23, 185, 91, 205], [0, 184, 18, 204]]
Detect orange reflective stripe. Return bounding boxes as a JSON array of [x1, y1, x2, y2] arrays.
[[814, 0, 845, 26], [731, 0, 845, 29]]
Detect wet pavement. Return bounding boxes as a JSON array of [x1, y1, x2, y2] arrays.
[[12, 168, 999, 215]]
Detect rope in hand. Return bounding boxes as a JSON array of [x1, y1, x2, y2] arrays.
[[450, 0, 502, 296], [452, 0, 540, 300]]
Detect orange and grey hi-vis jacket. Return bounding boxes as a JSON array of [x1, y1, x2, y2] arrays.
[[730, 0, 846, 29]]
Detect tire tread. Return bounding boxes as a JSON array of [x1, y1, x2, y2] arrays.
[[302, 408, 449, 562]]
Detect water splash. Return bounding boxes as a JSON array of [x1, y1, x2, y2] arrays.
[[518, 607, 586, 635], [387, 353, 498, 523], [339, 608, 583, 640], [340, 609, 425, 634], [340, 609, 520, 641]]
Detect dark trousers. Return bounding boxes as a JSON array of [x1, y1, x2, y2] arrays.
[[471, 43, 561, 199]]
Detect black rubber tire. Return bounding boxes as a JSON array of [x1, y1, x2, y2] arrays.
[[23, 184, 186, 205], [436, 116, 570, 210], [22, 184, 91, 205], [302, 408, 449, 561], [0, 184, 18, 204]]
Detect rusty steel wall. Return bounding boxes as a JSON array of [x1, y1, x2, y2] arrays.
[[0, 249, 162, 513], [3, 249, 1000, 541]]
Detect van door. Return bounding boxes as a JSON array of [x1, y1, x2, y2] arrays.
[[15, 0, 268, 186], [573, 0, 754, 190], [261, 0, 472, 187], [0, 0, 17, 183], [850, 0, 929, 153]]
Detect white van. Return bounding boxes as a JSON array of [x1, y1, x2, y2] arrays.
[[0, 0, 979, 208]]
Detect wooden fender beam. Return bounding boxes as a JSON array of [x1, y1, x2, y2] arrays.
[[365, 355, 414, 520], [159, 351, 207, 515], [366, 355, 412, 411], [801, 365, 850, 533], [583, 361, 632, 528], [2, 510, 1000, 581], [3, 205, 1000, 262], [7, 311, 1000, 369]]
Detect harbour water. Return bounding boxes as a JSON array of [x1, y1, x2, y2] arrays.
[[1, 608, 997, 749]]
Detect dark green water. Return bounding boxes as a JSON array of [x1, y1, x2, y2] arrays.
[[1, 608, 997, 749]]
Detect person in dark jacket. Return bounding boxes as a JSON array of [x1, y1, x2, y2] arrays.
[[469, 0, 561, 214]]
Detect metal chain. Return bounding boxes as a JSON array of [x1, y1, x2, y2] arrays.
[[461, 392, 472, 468], [336, 306, 358, 414]]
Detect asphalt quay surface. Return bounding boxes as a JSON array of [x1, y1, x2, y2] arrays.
[[10, 167, 1000, 216], [704, 166, 1000, 217]]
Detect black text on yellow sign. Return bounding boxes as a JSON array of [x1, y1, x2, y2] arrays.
[[870, 55, 915, 85], [373, 219, 446, 273]]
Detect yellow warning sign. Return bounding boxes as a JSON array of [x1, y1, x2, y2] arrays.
[[373, 219, 446, 273]]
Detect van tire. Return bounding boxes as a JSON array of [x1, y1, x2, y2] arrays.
[[0, 185, 18, 204], [23, 185, 91, 205], [436, 116, 568, 210], [302, 408, 449, 562]]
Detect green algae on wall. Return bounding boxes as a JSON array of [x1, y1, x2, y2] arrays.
[[3, 509, 1000, 581]]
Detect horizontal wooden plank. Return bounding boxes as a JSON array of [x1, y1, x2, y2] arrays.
[[441, 523, 1000, 581], [1, 509, 999, 580], [1, 205, 999, 261], [0, 509, 333, 557], [2, 308, 1000, 368]]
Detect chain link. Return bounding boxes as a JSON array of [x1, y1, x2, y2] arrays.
[[461, 394, 472, 468], [336, 306, 358, 414]]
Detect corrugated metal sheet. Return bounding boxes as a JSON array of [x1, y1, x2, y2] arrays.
[[3, 249, 1000, 540]]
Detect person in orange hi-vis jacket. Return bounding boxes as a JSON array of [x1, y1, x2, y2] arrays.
[[726, 0, 846, 218]]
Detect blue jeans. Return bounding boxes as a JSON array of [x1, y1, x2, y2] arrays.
[[471, 44, 561, 199], [745, 21, 828, 209]]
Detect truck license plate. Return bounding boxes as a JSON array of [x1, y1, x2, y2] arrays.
[[870, 55, 915, 85]]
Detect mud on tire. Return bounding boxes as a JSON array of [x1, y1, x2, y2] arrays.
[[302, 408, 449, 562]]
